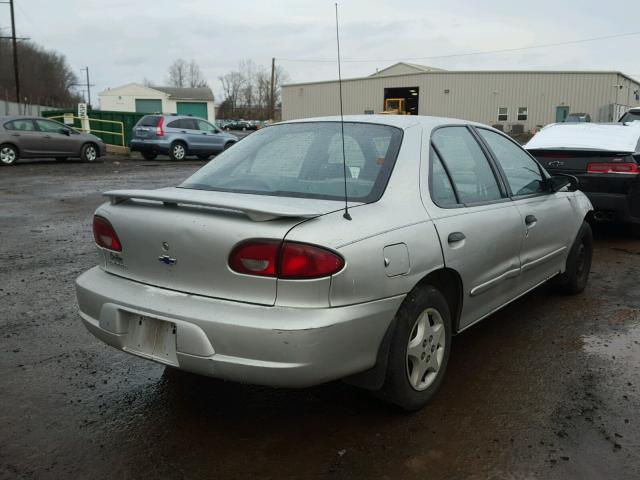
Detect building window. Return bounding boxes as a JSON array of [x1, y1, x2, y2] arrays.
[[517, 107, 528, 121], [497, 107, 508, 122]]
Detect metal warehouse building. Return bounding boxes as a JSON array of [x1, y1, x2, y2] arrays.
[[282, 62, 640, 132]]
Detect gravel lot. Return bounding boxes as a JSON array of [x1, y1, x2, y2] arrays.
[[1, 155, 639, 479]]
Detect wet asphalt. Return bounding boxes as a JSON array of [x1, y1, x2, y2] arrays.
[[1, 156, 639, 480]]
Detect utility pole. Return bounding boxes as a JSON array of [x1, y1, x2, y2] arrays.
[[270, 57, 275, 120], [9, 0, 20, 104], [81, 66, 91, 108]]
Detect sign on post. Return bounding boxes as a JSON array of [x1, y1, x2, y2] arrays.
[[77, 103, 90, 133]]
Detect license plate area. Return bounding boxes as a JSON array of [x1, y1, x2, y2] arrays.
[[124, 314, 178, 366]]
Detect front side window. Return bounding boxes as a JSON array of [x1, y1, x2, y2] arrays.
[[517, 107, 528, 121], [5, 119, 35, 131], [35, 119, 65, 133], [180, 122, 403, 202], [197, 119, 217, 133], [477, 128, 546, 196], [431, 127, 502, 204], [498, 107, 508, 122]]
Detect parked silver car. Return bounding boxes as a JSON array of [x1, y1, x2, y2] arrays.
[[76, 115, 593, 410], [130, 114, 237, 161], [0, 115, 106, 165]]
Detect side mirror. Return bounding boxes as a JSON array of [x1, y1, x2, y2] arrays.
[[549, 174, 578, 192], [59, 128, 71, 136]]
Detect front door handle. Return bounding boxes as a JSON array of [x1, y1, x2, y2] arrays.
[[448, 232, 466, 243], [10, 133, 20, 137], [525, 214, 537, 226]]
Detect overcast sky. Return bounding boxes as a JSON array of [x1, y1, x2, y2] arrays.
[[6, 0, 640, 103]]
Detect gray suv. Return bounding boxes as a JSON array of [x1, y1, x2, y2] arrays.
[[130, 115, 237, 161]]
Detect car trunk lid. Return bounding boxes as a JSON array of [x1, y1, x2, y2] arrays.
[[96, 188, 349, 306]]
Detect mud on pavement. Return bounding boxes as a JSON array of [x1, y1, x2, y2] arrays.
[[1, 157, 639, 479]]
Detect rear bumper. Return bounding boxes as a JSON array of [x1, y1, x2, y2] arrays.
[[130, 139, 171, 154], [573, 174, 640, 224], [75, 267, 403, 387]]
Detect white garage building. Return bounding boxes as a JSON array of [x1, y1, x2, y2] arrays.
[[282, 63, 640, 132], [98, 83, 215, 120]]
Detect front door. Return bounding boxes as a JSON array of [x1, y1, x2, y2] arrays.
[[428, 126, 524, 330], [555, 106, 570, 123], [33, 119, 79, 156], [195, 119, 224, 152], [475, 128, 576, 292]]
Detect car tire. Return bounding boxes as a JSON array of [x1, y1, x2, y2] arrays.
[[551, 221, 593, 294], [80, 143, 98, 163], [55, 157, 67, 162], [0, 144, 19, 165], [223, 142, 234, 151], [141, 152, 157, 161], [376, 285, 452, 411], [197, 154, 210, 160], [169, 142, 187, 161]]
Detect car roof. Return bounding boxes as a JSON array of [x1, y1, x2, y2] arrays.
[[526, 122, 640, 153], [0, 115, 44, 122], [281, 114, 483, 130]]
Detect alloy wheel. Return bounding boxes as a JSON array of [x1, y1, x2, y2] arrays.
[[406, 307, 446, 391], [173, 144, 185, 160], [85, 146, 97, 162], [1, 146, 16, 165]]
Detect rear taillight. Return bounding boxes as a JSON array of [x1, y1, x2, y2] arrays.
[[155, 117, 164, 137], [93, 216, 122, 252], [229, 240, 344, 279], [587, 162, 639, 174]]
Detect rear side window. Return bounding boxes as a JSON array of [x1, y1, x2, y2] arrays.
[[180, 122, 403, 202], [138, 115, 161, 127], [431, 127, 502, 204], [477, 129, 546, 197], [4, 119, 35, 131], [430, 148, 458, 207]]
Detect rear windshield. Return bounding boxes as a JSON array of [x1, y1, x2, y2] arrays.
[[179, 122, 403, 202], [620, 111, 640, 123], [138, 115, 161, 127]]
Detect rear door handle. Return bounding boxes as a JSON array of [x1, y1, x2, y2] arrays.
[[448, 232, 466, 243], [525, 214, 537, 226], [11, 133, 20, 137], [181, 130, 187, 133]]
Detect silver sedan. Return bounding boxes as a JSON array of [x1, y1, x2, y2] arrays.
[[76, 115, 593, 411]]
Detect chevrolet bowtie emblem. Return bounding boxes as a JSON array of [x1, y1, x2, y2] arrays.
[[158, 254, 177, 265]]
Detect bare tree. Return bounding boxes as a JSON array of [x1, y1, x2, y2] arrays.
[[167, 59, 188, 88], [141, 77, 154, 88], [219, 70, 245, 114], [167, 59, 209, 88]]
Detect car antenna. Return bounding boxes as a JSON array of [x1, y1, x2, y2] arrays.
[[335, 2, 351, 220]]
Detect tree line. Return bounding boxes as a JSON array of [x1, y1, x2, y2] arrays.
[[0, 40, 82, 106], [152, 58, 289, 120]]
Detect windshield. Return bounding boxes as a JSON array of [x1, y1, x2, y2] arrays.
[[620, 111, 640, 123], [180, 122, 403, 202]]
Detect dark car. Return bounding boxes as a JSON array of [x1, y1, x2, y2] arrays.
[[564, 113, 591, 123], [526, 122, 640, 229], [130, 114, 237, 161], [224, 120, 255, 131], [0, 115, 106, 166]]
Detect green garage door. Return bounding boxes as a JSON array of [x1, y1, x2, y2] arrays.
[[135, 99, 162, 114], [177, 102, 208, 120]]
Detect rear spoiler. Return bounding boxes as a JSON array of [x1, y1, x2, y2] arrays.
[[103, 188, 331, 222]]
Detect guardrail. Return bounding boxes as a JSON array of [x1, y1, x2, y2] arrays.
[[47, 115, 126, 147]]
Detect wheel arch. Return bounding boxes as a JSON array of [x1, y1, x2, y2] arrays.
[[0, 142, 20, 155], [343, 266, 464, 391]]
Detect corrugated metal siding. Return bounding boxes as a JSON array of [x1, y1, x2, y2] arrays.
[[282, 72, 640, 130]]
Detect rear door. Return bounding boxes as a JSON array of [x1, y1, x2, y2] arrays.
[[33, 119, 78, 156], [428, 126, 524, 329], [476, 128, 576, 291], [3, 119, 40, 155]]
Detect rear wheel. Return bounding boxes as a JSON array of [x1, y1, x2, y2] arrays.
[[81, 143, 98, 162], [141, 152, 157, 161], [169, 142, 187, 161], [552, 221, 593, 294], [0, 144, 18, 165], [376, 286, 452, 411]]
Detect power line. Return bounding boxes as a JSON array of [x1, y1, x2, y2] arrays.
[[277, 30, 640, 63]]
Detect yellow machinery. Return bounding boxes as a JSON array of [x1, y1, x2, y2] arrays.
[[381, 98, 408, 115]]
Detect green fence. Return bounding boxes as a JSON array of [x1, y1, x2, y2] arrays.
[[43, 109, 146, 147]]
